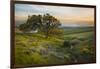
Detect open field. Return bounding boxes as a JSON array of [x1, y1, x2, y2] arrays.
[[15, 27, 95, 66]]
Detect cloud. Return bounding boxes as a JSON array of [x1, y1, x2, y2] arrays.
[[15, 4, 94, 26]]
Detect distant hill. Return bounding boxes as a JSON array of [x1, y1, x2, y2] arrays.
[[61, 26, 94, 35], [61, 26, 94, 30]]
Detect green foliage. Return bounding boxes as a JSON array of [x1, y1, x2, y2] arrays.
[[63, 40, 71, 48], [15, 27, 95, 66], [18, 13, 62, 38], [19, 23, 30, 33], [42, 13, 61, 38]]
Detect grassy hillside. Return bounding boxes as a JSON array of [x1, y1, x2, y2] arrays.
[[15, 27, 95, 66]]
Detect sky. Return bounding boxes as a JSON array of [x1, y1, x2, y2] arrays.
[[15, 4, 94, 27]]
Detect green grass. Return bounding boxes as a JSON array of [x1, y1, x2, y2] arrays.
[[15, 27, 95, 66]]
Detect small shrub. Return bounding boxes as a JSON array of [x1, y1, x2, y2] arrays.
[[63, 40, 71, 48], [70, 39, 81, 46]]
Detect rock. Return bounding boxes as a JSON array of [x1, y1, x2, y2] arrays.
[[70, 39, 81, 46]]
